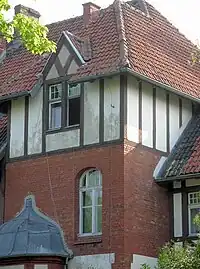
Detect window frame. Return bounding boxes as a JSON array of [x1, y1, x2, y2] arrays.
[[48, 83, 62, 130], [79, 169, 102, 237], [188, 192, 200, 236], [46, 81, 81, 132]]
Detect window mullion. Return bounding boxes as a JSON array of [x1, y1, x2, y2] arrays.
[[79, 190, 83, 234], [92, 189, 96, 234]]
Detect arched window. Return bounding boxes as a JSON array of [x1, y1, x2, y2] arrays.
[[79, 169, 102, 235]]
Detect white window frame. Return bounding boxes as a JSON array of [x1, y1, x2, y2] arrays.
[[48, 83, 62, 130], [79, 169, 102, 236], [188, 192, 200, 236]]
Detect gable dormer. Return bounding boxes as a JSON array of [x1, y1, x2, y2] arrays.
[[43, 31, 85, 80]]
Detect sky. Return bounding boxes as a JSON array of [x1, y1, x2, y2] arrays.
[[7, 0, 200, 44]]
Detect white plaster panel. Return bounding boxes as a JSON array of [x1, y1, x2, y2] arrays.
[[173, 181, 181, 189], [46, 64, 59, 80], [84, 80, 100, 145], [127, 75, 139, 143], [58, 45, 70, 67], [142, 82, 153, 148], [68, 253, 115, 269], [156, 88, 167, 152], [34, 265, 48, 269], [46, 129, 80, 152], [131, 254, 157, 269], [10, 98, 25, 158], [169, 94, 179, 151], [182, 98, 192, 127], [0, 265, 24, 269], [173, 193, 183, 237], [186, 178, 200, 187], [28, 88, 43, 155], [68, 59, 79, 75], [104, 76, 120, 142]]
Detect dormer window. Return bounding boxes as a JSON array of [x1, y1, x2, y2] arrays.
[[47, 82, 81, 131]]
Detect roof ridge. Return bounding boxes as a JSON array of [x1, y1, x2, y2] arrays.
[[113, 0, 130, 68], [46, 14, 83, 28]]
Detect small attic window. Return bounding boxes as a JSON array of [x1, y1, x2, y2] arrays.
[[131, 0, 149, 16]]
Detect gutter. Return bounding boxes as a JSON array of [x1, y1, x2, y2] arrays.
[[1, 66, 200, 104], [0, 91, 30, 102], [156, 172, 200, 184]]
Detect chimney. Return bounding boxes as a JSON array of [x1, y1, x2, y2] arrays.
[[82, 2, 101, 26], [14, 4, 41, 20]]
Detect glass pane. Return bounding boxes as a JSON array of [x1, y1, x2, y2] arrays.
[[50, 103, 61, 129], [88, 170, 100, 187], [96, 206, 102, 233], [49, 84, 62, 100], [189, 192, 200, 205], [82, 191, 92, 206], [83, 207, 92, 233], [68, 84, 81, 97], [68, 97, 80, 126], [95, 190, 102, 206], [190, 208, 200, 234]]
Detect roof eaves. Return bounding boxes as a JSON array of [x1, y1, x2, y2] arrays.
[[0, 90, 30, 102], [0, 75, 43, 101], [125, 67, 200, 103], [113, 0, 130, 67]]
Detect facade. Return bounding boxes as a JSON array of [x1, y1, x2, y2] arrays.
[[0, 0, 200, 268]]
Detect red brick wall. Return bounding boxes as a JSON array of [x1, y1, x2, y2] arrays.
[[4, 142, 170, 268], [5, 144, 125, 268], [124, 141, 170, 263]]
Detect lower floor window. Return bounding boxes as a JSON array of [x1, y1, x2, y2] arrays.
[[188, 192, 200, 235], [80, 169, 102, 235]]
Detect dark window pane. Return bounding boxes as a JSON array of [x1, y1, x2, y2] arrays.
[[83, 207, 92, 233], [82, 191, 92, 206], [68, 97, 80, 126], [50, 103, 61, 129]]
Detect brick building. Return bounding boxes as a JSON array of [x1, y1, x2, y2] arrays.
[[0, 0, 199, 268]]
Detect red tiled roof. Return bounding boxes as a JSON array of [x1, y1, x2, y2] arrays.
[[0, 0, 200, 99], [158, 114, 200, 179], [123, 1, 200, 99]]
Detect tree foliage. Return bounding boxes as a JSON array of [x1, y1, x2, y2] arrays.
[[141, 213, 200, 269], [0, 0, 56, 54]]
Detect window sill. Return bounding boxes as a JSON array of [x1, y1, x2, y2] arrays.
[[46, 125, 80, 135], [74, 234, 102, 245]]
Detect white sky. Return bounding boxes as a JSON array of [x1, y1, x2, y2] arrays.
[[8, 0, 200, 43]]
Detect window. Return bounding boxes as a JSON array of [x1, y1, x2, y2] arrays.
[[47, 83, 81, 130], [79, 169, 102, 235], [67, 84, 81, 127], [188, 192, 200, 235], [49, 84, 62, 129]]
